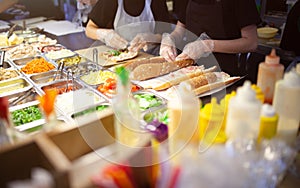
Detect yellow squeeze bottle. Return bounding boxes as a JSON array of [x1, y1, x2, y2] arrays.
[[258, 104, 278, 143], [199, 98, 226, 144]]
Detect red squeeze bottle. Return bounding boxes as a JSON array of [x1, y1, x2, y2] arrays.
[[257, 49, 284, 104]]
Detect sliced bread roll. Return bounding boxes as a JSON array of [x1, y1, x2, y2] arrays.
[[188, 72, 218, 89], [193, 76, 240, 96], [124, 56, 166, 72], [153, 66, 217, 90], [130, 58, 194, 81]]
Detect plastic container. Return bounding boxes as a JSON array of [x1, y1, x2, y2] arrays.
[[273, 70, 300, 145], [168, 82, 201, 155], [199, 98, 226, 144], [225, 81, 262, 140], [257, 49, 284, 104], [258, 104, 278, 143]]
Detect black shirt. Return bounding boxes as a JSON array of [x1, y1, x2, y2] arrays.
[[280, 1, 300, 56], [178, 0, 261, 39], [89, 0, 170, 29]]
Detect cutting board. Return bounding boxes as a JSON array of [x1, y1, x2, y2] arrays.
[[75, 45, 153, 67]]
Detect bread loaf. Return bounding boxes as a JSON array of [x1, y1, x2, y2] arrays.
[[188, 72, 217, 89], [130, 58, 194, 81], [193, 76, 240, 95], [124, 56, 165, 72], [153, 66, 217, 90]]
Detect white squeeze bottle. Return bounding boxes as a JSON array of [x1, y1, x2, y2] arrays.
[[168, 82, 201, 155], [273, 70, 300, 145], [225, 81, 262, 140]]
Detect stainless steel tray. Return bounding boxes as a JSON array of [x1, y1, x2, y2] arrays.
[[0, 61, 12, 69], [70, 102, 111, 119], [29, 70, 66, 85], [40, 79, 83, 95], [12, 56, 37, 66], [132, 90, 166, 112], [0, 77, 32, 96], [67, 61, 101, 78], [6, 88, 40, 106]]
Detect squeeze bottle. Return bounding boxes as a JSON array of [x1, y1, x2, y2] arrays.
[[112, 67, 143, 147], [258, 104, 278, 143], [168, 82, 201, 155], [199, 97, 226, 144], [273, 70, 300, 145], [257, 49, 284, 104], [225, 81, 262, 140]]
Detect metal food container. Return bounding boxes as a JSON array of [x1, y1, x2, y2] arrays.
[[6, 88, 40, 107], [30, 70, 66, 85], [9, 101, 45, 133], [56, 55, 88, 67], [0, 68, 21, 82], [40, 80, 83, 95], [12, 56, 36, 66], [132, 91, 166, 112], [67, 61, 101, 77], [70, 102, 111, 119], [39, 44, 65, 53], [0, 61, 12, 69], [80, 69, 116, 86], [0, 77, 32, 96]]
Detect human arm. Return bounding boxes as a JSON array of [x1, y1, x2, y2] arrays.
[[176, 24, 258, 60], [77, 0, 98, 6], [0, 0, 18, 13], [159, 21, 186, 62], [85, 20, 128, 49]]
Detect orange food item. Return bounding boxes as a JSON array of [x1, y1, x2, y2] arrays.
[[37, 89, 57, 117], [21, 57, 55, 74], [97, 78, 140, 97]]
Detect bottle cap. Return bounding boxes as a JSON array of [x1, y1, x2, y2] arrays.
[[283, 70, 300, 87], [261, 104, 276, 117], [201, 97, 224, 120], [236, 81, 257, 101], [265, 49, 280, 65]]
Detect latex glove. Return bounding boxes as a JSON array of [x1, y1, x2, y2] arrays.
[[96, 29, 128, 49], [78, 0, 98, 6], [159, 33, 177, 62], [128, 33, 161, 52], [176, 33, 214, 61]]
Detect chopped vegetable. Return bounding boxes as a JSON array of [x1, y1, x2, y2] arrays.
[[144, 108, 169, 125], [11, 105, 43, 126], [21, 57, 55, 74], [109, 50, 121, 56], [133, 93, 163, 111]]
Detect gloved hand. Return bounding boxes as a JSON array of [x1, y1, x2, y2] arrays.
[[78, 0, 98, 6], [176, 33, 214, 61], [159, 33, 177, 62], [96, 29, 128, 49], [128, 33, 161, 52]]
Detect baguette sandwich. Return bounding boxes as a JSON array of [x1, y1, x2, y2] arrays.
[[125, 56, 195, 81]]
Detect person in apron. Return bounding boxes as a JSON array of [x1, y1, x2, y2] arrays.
[[160, 0, 261, 76], [85, 0, 169, 54]]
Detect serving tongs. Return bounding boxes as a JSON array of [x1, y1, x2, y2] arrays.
[[53, 61, 65, 81], [65, 69, 75, 92], [6, 24, 17, 38], [93, 48, 98, 65], [0, 50, 5, 67], [10, 88, 36, 106]]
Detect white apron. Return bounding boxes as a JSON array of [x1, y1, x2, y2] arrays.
[[113, 0, 155, 41]]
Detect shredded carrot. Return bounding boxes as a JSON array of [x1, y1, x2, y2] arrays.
[[21, 57, 55, 74]]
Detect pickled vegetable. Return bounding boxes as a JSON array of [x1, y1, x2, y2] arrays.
[[21, 57, 55, 74], [11, 105, 43, 126]]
